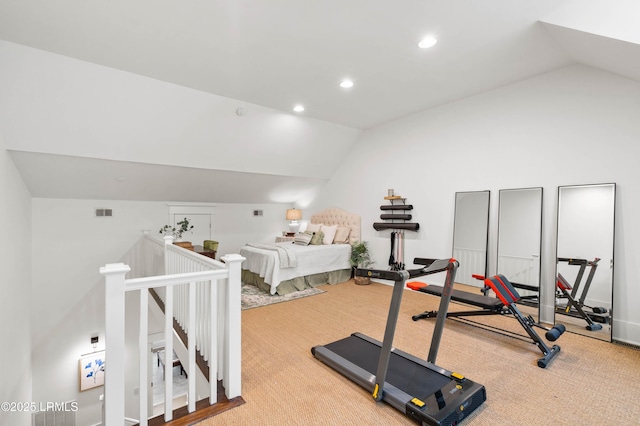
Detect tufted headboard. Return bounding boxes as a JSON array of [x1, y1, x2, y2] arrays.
[[309, 208, 361, 245]]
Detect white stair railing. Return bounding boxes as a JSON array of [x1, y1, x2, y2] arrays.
[[497, 254, 540, 296], [453, 247, 487, 286], [100, 235, 244, 425]]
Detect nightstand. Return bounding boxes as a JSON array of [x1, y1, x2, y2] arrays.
[[193, 245, 216, 259], [275, 236, 295, 243]]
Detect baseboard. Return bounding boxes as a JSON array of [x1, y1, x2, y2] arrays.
[[612, 319, 640, 346]]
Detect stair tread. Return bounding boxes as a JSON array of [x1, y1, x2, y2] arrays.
[[145, 381, 245, 426]]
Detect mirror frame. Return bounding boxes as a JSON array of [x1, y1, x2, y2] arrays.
[[452, 190, 490, 289], [496, 187, 543, 320], [555, 183, 615, 342]]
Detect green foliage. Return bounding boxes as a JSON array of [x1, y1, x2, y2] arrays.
[[350, 241, 373, 268], [159, 224, 175, 236], [159, 217, 194, 239]]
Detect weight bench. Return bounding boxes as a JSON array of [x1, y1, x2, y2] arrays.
[[408, 279, 507, 320], [409, 273, 565, 368]]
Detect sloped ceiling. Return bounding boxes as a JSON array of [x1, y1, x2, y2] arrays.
[[1, 0, 640, 203], [8, 151, 328, 203], [540, 22, 640, 83]]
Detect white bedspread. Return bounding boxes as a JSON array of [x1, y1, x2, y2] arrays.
[[240, 242, 351, 294], [245, 243, 297, 268]]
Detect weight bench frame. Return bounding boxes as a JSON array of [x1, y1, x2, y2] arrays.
[[409, 274, 563, 368], [556, 273, 603, 331]]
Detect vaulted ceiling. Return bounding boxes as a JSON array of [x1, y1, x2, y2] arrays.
[[2, 0, 639, 202]]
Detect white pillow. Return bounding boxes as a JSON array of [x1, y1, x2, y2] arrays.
[[333, 226, 351, 244], [306, 222, 322, 233], [321, 224, 338, 245]]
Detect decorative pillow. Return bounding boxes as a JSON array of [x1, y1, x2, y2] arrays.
[[294, 232, 313, 246], [333, 226, 351, 244], [310, 231, 324, 245], [306, 222, 322, 233], [321, 224, 338, 245]]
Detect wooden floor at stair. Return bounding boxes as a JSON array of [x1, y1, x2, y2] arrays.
[[146, 380, 245, 426]]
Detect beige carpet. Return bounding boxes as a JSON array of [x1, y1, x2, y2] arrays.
[[199, 280, 640, 425]]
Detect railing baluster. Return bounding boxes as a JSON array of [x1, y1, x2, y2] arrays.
[[164, 284, 173, 422], [196, 281, 202, 355], [209, 277, 218, 404], [139, 288, 148, 426], [188, 280, 196, 412], [204, 282, 210, 362], [217, 279, 224, 383], [201, 277, 206, 355]]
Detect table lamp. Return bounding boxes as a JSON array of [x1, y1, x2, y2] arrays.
[[286, 208, 302, 233]]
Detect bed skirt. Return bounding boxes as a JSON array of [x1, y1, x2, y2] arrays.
[[241, 269, 351, 295]]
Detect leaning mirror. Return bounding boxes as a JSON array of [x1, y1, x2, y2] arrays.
[[452, 191, 490, 290], [556, 183, 615, 341], [497, 188, 542, 322]]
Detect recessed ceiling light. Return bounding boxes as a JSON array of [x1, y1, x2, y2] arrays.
[[418, 36, 438, 49], [340, 79, 354, 89], [293, 105, 305, 112]]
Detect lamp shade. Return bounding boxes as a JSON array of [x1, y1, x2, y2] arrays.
[[286, 208, 302, 221]]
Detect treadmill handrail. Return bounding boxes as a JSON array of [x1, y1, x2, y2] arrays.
[[557, 257, 588, 265], [355, 258, 457, 281], [355, 268, 408, 281]]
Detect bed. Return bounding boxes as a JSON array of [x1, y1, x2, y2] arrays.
[[240, 208, 361, 295]]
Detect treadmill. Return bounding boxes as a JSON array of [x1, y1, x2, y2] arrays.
[[312, 258, 486, 425]]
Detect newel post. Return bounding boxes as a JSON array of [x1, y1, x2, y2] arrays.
[[162, 235, 175, 420], [99, 262, 131, 426], [220, 254, 245, 398]]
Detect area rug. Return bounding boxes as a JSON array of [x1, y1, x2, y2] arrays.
[[241, 284, 325, 310]]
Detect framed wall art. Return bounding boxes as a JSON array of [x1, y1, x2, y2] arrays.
[[79, 351, 105, 391]]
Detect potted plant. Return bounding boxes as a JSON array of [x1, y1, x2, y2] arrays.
[[350, 241, 373, 285], [159, 218, 194, 249]]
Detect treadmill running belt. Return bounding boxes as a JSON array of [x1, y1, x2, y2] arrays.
[[325, 335, 451, 399]]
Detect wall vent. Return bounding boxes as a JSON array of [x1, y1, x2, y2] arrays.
[[253, 210, 263, 216], [31, 401, 76, 426], [95, 208, 113, 217]]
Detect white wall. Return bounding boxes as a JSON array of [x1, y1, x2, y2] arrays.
[[213, 203, 294, 255], [29, 198, 288, 424], [309, 64, 640, 345], [0, 140, 32, 425], [30, 199, 167, 424]]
